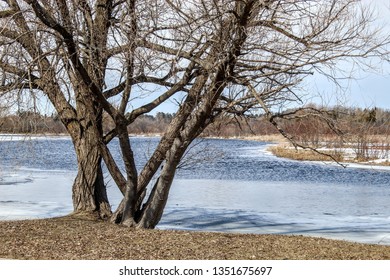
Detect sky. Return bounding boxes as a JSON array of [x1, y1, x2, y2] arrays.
[[340, 71, 390, 109], [352, 0, 390, 109], [307, 67, 390, 110], [306, 0, 390, 110]]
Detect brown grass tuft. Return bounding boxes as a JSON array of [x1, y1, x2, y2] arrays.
[[269, 146, 344, 162]]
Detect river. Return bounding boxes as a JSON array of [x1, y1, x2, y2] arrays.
[[1, 135, 390, 245]]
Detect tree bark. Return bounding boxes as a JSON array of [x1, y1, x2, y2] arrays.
[[136, 137, 186, 229], [71, 125, 111, 219]]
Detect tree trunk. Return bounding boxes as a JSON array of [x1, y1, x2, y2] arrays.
[[72, 131, 111, 219], [137, 137, 185, 229]]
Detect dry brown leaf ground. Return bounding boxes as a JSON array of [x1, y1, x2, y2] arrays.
[[1, 215, 389, 260]]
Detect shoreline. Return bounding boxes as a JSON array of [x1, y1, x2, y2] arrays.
[[1, 215, 390, 260], [268, 144, 390, 170], [2, 134, 390, 259], [2, 172, 390, 247], [3, 174, 390, 248], [228, 133, 390, 169]]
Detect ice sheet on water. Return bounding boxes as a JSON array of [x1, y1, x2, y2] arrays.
[[0, 134, 70, 141], [0, 174, 33, 185], [0, 168, 73, 220], [0, 200, 71, 220], [237, 143, 277, 158], [320, 161, 390, 172], [159, 206, 390, 245]]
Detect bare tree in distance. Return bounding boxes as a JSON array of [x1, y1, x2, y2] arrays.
[[0, 0, 388, 228]]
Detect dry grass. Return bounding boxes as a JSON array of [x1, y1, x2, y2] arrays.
[[269, 146, 344, 162], [268, 144, 390, 167], [1, 215, 390, 260], [240, 134, 288, 143]]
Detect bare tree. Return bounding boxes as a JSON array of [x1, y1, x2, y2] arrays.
[[0, 0, 388, 228]]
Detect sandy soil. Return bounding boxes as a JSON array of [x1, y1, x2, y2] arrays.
[[1, 215, 390, 260]]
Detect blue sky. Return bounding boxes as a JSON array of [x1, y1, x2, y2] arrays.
[[306, 68, 390, 110], [348, 73, 390, 109], [331, 0, 390, 109]]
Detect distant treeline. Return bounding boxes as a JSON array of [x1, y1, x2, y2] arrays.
[[0, 111, 176, 135], [1, 106, 390, 139], [202, 106, 390, 139], [0, 111, 66, 134]]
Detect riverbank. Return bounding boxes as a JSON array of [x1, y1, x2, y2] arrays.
[[2, 135, 390, 259], [1, 215, 390, 260], [244, 133, 390, 168]]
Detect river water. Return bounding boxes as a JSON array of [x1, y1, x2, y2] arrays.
[[1, 135, 390, 245]]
